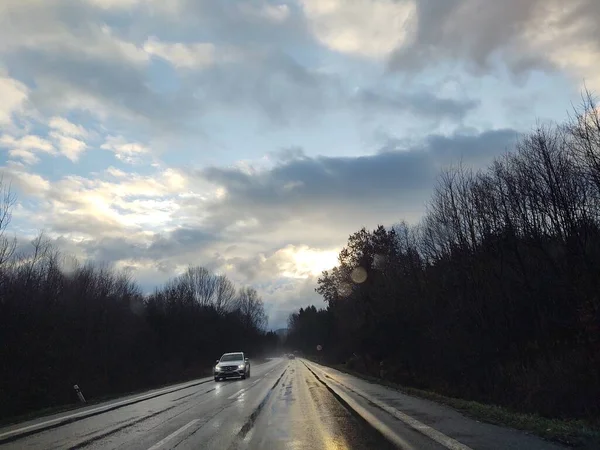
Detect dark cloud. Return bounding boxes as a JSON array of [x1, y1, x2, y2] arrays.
[[355, 88, 479, 122], [187, 128, 520, 248], [203, 128, 518, 205], [389, 0, 600, 75], [192, 52, 339, 125], [74, 227, 221, 265]]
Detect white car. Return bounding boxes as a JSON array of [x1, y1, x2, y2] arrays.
[[214, 352, 250, 381]]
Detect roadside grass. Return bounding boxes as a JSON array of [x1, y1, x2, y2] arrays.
[[1, 358, 274, 429], [309, 359, 600, 448], [0, 368, 214, 429]]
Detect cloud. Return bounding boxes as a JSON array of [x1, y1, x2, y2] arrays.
[[49, 117, 88, 138], [0, 3, 148, 66], [50, 134, 87, 161], [0, 1, 195, 129], [388, 0, 600, 88], [6, 166, 189, 240], [166, 0, 309, 48], [0, 119, 89, 164], [0, 0, 591, 329], [0, 74, 29, 125], [143, 37, 217, 69], [241, 3, 291, 23], [0, 0, 487, 134], [176, 128, 520, 255], [2, 126, 519, 327], [0, 165, 51, 196], [5, 127, 518, 268], [262, 276, 324, 329], [86, 0, 145, 10], [300, 0, 416, 58], [0, 134, 55, 164], [101, 135, 150, 164], [355, 88, 479, 122]]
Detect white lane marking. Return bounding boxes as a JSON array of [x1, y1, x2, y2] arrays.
[[251, 378, 262, 385], [0, 362, 282, 441], [305, 361, 473, 450], [0, 378, 211, 441], [228, 388, 246, 400], [147, 419, 200, 450]]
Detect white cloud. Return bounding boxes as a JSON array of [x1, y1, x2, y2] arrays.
[[46, 117, 89, 162], [0, 75, 28, 125], [50, 132, 87, 161], [4, 166, 191, 243], [300, 0, 416, 58], [0, 135, 54, 152], [106, 166, 128, 178], [0, 134, 55, 164], [49, 117, 88, 138], [0, 166, 51, 196], [7, 149, 39, 165], [101, 135, 150, 164], [144, 37, 216, 69]]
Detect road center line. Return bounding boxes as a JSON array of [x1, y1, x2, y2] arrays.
[[147, 419, 199, 450], [228, 388, 246, 400]]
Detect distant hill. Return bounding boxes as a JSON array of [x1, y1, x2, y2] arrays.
[[274, 328, 288, 338]]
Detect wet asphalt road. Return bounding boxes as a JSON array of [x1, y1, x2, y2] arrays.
[[0, 358, 568, 450], [0, 359, 396, 450]]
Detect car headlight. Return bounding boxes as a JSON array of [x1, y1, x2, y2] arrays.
[[238, 364, 245, 369], [215, 367, 222, 372]]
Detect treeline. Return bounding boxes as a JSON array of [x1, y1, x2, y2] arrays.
[[288, 93, 600, 420], [0, 222, 277, 419]]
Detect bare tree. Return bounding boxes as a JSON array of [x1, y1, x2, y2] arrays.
[[236, 287, 267, 330], [214, 274, 236, 314], [0, 177, 16, 267], [180, 266, 218, 306]]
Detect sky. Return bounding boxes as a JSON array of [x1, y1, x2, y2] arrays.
[[0, 0, 599, 329]]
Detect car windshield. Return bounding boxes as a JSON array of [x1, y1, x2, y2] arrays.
[[220, 354, 243, 362]]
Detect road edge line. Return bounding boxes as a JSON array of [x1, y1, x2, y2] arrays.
[[0, 378, 213, 444], [302, 360, 416, 449], [303, 360, 474, 450]]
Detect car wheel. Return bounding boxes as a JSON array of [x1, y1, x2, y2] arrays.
[[214, 377, 220, 382], [241, 373, 246, 380]]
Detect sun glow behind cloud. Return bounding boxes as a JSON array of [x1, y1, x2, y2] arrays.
[[281, 246, 339, 278]]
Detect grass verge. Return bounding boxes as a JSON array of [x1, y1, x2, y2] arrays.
[[308, 359, 600, 448], [0, 368, 214, 429], [1, 358, 274, 429]]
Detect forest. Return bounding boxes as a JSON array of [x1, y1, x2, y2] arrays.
[[286, 94, 600, 420], [0, 218, 277, 419]]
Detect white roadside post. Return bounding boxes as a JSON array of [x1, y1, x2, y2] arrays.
[[73, 384, 86, 404]]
